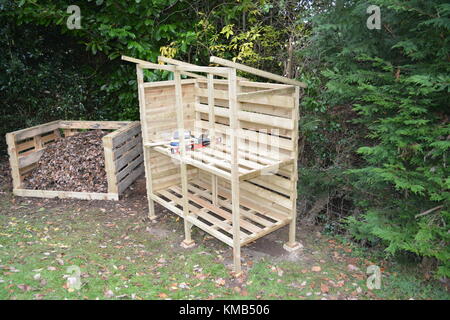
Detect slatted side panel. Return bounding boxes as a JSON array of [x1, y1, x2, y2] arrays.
[[144, 80, 195, 143], [143, 80, 197, 192], [111, 123, 145, 194], [150, 152, 197, 191]]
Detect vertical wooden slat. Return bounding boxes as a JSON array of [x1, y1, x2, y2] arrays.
[[53, 129, 61, 139], [228, 67, 242, 274], [207, 73, 219, 206], [6, 133, 21, 189], [63, 129, 75, 137], [103, 135, 118, 194], [34, 135, 43, 150], [175, 71, 194, 247], [285, 85, 302, 250], [137, 65, 156, 220]]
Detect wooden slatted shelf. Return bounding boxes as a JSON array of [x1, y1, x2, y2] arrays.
[[145, 141, 294, 182], [153, 177, 292, 247]]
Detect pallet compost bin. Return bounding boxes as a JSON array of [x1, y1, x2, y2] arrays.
[[123, 55, 307, 273], [6, 120, 144, 200]]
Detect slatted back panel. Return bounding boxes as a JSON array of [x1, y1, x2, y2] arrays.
[[194, 79, 296, 161], [143, 80, 195, 142], [192, 79, 297, 219]]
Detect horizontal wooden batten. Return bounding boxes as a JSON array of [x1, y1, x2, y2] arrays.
[[142, 79, 196, 88], [59, 121, 130, 130], [13, 121, 61, 141], [194, 120, 293, 151], [13, 189, 119, 201], [237, 86, 295, 99], [210, 56, 307, 88], [194, 103, 294, 130], [195, 87, 294, 109]]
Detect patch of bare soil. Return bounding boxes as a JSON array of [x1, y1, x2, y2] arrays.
[[24, 130, 108, 192]]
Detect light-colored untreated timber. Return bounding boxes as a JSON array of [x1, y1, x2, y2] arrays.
[[132, 56, 302, 274], [59, 121, 130, 130], [13, 121, 61, 141], [158, 56, 248, 81], [237, 86, 295, 99], [194, 103, 294, 130], [122, 55, 201, 79], [103, 135, 118, 194], [210, 56, 307, 88], [13, 189, 119, 200]]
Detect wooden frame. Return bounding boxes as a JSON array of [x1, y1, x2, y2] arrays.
[[6, 120, 144, 201], [123, 55, 305, 273]]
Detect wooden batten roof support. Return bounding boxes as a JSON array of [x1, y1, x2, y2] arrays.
[[158, 56, 248, 81], [157, 56, 206, 79], [121, 55, 200, 79], [210, 56, 307, 88]]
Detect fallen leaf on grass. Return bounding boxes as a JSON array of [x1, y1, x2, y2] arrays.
[[17, 284, 32, 292], [320, 283, 329, 293], [158, 293, 168, 299], [336, 280, 345, 288], [311, 266, 321, 272], [347, 264, 359, 272], [104, 289, 114, 298], [215, 278, 226, 287], [195, 273, 208, 280]]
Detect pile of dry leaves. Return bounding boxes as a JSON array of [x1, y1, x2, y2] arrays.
[[24, 130, 108, 193]]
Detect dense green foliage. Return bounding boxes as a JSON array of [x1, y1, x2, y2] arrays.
[[1, 0, 448, 278], [306, 0, 450, 277]]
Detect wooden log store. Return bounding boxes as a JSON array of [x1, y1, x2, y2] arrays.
[[122, 55, 307, 273]]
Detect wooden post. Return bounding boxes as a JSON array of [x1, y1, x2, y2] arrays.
[[284, 86, 303, 252], [175, 71, 195, 249], [207, 73, 219, 206], [136, 65, 156, 220], [102, 135, 118, 194], [228, 68, 242, 274], [34, 135, 43, 150], [6, 133, 21, 190]]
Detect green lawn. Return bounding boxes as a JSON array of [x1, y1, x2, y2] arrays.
[[0, 191, 448, 300]]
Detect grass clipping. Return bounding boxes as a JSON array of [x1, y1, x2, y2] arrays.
[[24, 130, 108, 193]]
